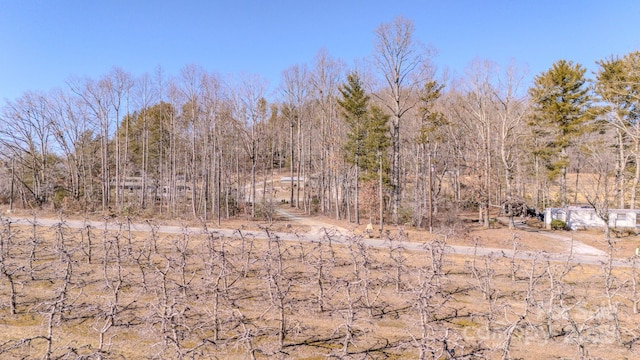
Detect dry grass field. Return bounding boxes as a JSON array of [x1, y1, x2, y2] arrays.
[[1, 205, 640, 359]]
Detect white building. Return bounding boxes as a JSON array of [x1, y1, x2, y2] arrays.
[[545, 206, 640, 230]]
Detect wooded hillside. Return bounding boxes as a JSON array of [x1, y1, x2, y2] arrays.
[[2, 17, 639, 229]]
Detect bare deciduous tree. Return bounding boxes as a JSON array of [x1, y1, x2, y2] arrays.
[[372, 16, 431, 223]]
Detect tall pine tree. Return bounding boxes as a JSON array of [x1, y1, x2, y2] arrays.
[[338, 72, 390, 224], [528, 60, 592, 207], [595, 52, 640, 208]]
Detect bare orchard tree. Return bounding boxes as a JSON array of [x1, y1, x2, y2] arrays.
[[500, 253, 542, 360], [306, 236, 335, 312], [331, 279, 362, 357], [0, 221, 21, 315], [261, 231, 294, 354], [408, 265, 482, 359]]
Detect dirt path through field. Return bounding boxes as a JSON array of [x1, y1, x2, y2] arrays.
[[275, 207, 351, 235], [510, 222, 608, 256], [273, 208, 619, 266]]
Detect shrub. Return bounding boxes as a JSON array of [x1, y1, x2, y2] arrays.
[[550, 219, 566, 230], [397, 206, 415, 226]]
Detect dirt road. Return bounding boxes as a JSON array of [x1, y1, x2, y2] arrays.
[[2, 210, 627, 267]]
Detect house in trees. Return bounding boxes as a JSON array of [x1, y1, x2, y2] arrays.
[[545, 206, 640, 231], [279, 176, 305, 189], [118, 176, 190, 200], [119, 177, 145, 192]]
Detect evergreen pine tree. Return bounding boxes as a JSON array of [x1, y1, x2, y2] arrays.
[[338, 72, 390, 224], [528, 60, 592, 207]]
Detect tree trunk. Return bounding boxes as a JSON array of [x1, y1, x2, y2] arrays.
[[379, 151, 384, 233], [290, 118, 295, 207], [355, 156, 360, 225]]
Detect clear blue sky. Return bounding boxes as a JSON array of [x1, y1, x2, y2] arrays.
[[1, 0, 639, 102]]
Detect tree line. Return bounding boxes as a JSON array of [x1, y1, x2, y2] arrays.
[[1, 16, 639, 228]]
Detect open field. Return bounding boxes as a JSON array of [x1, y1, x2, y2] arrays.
[[1, 208, 640, 359]]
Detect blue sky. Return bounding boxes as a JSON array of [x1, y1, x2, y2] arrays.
[[1, 0, 639, 102]]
